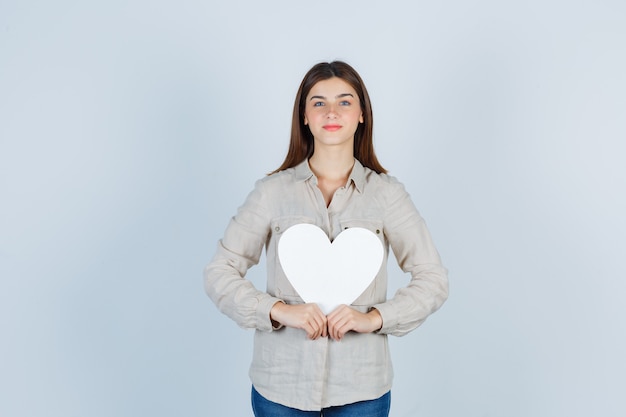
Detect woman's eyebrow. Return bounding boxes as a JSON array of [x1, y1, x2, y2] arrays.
[[309, 93, 355, 101]]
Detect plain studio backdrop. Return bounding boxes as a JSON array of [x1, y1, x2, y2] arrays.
[[1, 1, 625, 416]]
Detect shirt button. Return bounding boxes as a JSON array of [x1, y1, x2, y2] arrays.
[[376, 229, 380, 234], [275, 226, 280, 232]]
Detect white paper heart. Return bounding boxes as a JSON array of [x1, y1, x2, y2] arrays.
[[277, 223, 384, 315]]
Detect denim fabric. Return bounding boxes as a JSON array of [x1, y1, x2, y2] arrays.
[[251, 386, 391, 417]]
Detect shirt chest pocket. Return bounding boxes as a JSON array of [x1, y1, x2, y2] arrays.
[[337, 218, 387, 307], [338, 218, 386, 247], [270, 215, 316, 300]]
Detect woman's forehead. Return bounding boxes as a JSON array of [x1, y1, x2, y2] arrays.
[[307, 77, 358, 99]]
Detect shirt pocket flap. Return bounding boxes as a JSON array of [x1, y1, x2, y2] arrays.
[[270, 215, 316, 237], [338, 218, 385, 244]]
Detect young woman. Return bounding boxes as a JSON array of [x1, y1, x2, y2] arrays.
[[204, 61, 448, 416]]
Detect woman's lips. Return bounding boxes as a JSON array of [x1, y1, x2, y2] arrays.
[[323, 124, 342, 131]]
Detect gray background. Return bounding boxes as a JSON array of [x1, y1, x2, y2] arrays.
[[1, 1, 625, 416]]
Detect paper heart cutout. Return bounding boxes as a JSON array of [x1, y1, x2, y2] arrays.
[[277, 223, 384, 315]]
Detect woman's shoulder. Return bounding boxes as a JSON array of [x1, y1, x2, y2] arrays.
[[361, 167, 420, 211], [252, 166, 300, 191], [362, 165, 405, 192], [361, 168, 421, 217]]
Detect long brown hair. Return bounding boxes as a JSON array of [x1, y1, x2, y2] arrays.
[[271, 61, 387, 175]]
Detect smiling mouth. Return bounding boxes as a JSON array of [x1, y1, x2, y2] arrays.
[[323, 125, 342, 131]]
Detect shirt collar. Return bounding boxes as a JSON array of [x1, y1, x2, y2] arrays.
[[294, 158, 366, 194], [294, 159, 315, 182]]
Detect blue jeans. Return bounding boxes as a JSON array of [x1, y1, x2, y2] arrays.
[[251, 386, 391, 417]]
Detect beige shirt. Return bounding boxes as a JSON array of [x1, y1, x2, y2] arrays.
[[204, 159, 448, 411]]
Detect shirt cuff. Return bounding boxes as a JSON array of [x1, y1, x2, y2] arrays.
[[371, 302, 398, 334], [256, 296, 285, 332]]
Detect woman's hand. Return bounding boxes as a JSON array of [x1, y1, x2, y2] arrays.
[[270, 302, 328, 340], [327, 305, 383, 341]]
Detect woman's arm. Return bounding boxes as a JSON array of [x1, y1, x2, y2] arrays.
[[204, 180, 283, 332], [373, 180, 449, 337]]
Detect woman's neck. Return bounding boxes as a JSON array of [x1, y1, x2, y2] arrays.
[[308, 149, 355, 182], [309, 150, 355, 207]]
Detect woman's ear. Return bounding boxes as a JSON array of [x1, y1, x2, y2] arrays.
[[359, 113, 364, 123], [304, 114, 308, 125]]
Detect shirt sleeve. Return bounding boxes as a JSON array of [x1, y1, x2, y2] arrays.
[[204, 179, 283, 332], [372, 180, 449, 336]]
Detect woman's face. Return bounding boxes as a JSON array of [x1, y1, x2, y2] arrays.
[[304, 77, 364, 150]]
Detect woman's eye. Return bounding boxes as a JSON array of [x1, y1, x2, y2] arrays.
[[340, 100, 351, 106], [313, 102, 324, 107]]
